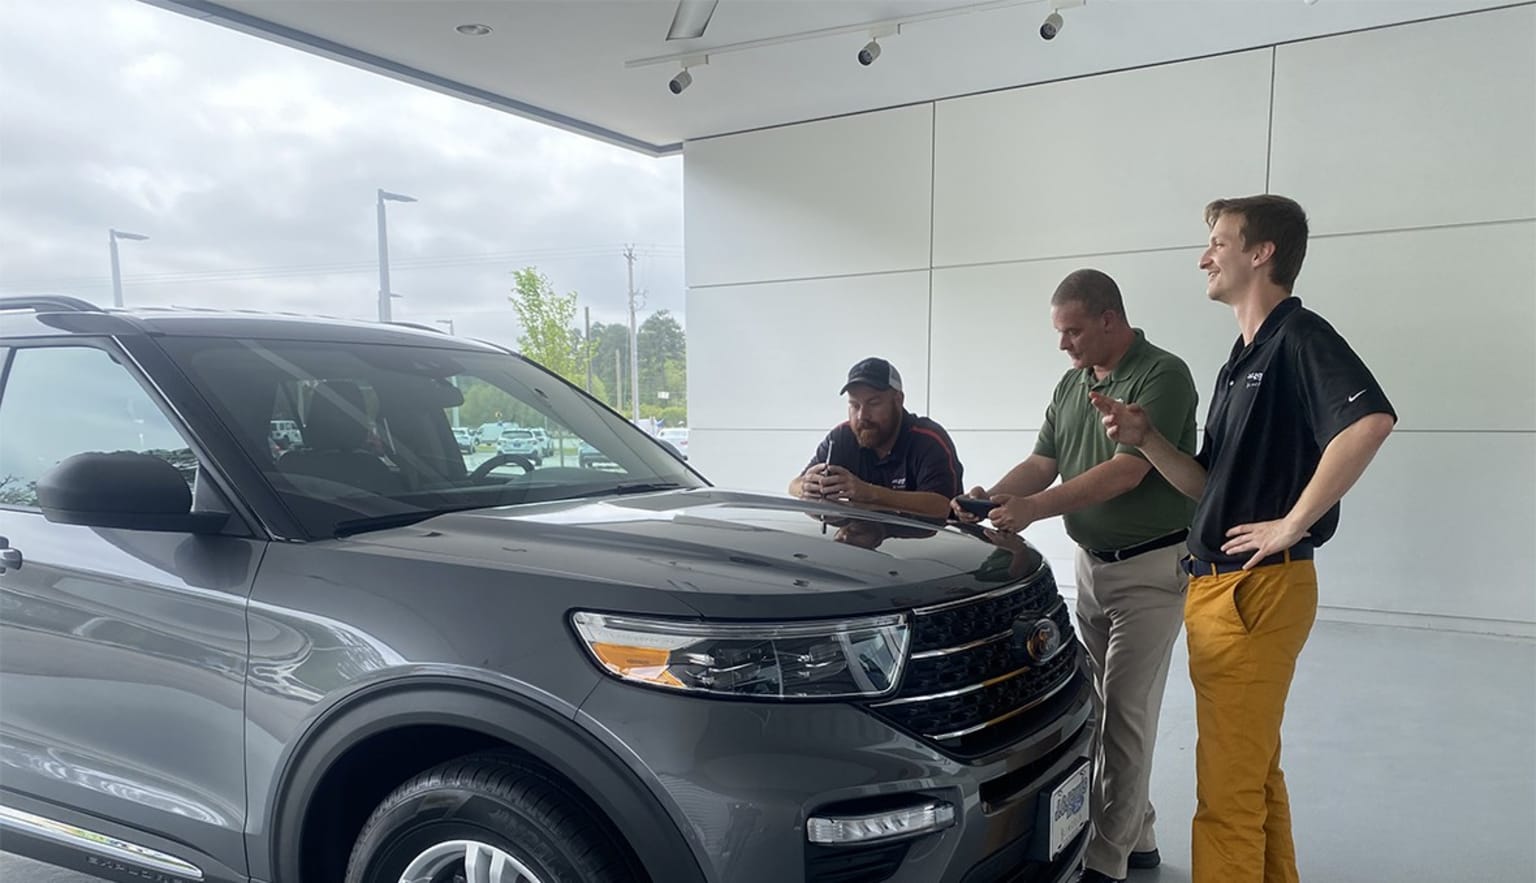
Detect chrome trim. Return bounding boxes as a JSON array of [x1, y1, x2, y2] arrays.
[[908, 600, 1066, 661], [0, 804, 204, 880], [910, 626, 1013, 660], [927, 669, 1078, 742], [872, 660, 1035, 707], [910, 562, 1049, 616]]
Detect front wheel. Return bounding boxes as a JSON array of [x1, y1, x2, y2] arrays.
[[344, 753, 637, 883]]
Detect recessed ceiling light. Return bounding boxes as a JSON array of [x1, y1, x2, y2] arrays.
[[455, 23, 492, 36]]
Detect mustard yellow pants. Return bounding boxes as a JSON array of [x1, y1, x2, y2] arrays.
[[1185, 556, 1317, 883]]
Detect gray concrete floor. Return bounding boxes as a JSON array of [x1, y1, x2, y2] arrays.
[[3, 620, 1533, 882]]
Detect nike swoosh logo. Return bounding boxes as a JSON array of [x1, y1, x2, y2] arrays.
[[1348, 389, 1367, 402]]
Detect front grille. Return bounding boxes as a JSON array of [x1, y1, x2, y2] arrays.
[[868, 568, 1079, 757]]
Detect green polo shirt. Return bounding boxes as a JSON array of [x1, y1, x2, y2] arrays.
[[1033, 329, 1199, 552]]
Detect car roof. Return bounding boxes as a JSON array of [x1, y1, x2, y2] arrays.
[[1, 298, 506, 353]]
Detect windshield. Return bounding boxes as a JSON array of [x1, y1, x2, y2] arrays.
[[160, 336, 705, 537]]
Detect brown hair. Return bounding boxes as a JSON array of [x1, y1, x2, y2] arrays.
[[1204, 194, 1309, 292], [1050, 268, 1127, 320]]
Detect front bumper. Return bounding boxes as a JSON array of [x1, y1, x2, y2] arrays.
[[576, 659, 1093, 883]]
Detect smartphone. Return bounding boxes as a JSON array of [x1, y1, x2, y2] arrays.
[[954, 496, 996, 519]]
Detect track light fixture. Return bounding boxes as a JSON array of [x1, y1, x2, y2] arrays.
[[668, 55, 708, 94], [857, 24, 899, 67], [1041, 0, 1084, 41]]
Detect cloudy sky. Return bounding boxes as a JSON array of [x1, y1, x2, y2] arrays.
[[0, 0, 685, 348]]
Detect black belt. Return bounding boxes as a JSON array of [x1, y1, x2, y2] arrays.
[[1183, 544, 1314, 576], [1084, 529, 1188, 564]]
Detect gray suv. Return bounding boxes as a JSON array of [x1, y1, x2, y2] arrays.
[[0, 297, 1091, 883]]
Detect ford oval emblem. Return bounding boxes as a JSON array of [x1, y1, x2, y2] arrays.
[[1023, 617, 1064, 664]]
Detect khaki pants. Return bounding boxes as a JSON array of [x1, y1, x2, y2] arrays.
[[1074, 543, 1188, 879], [1185, 556, 1317, 883]]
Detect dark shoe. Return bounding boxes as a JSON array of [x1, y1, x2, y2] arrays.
[[1080, 871, 1125, 883], [1127, 848, 1161, 869]]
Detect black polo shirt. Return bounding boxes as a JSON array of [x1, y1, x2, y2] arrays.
[[806, 412, 964, 498], [1190, 297, 1396, 563]]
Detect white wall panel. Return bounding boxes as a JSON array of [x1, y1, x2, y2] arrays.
[[1302, 222, 1536, 432], [930, 252, 1236, 430], [690, 428, 829, 494], [680, 7, 1536, 631], [932, 50, 1270, 267], [683, 105, 934, 287], [1315, 431, 1535, 627], [1271, 5, 1536, 235], [687, 272, 932, 430]]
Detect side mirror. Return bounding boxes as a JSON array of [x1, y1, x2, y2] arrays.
[[37, 452, 227, 534]]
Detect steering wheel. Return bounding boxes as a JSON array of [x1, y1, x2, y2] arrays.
[[468, 453, 537, 482]]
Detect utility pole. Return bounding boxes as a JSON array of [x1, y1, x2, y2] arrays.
[[624, 245, 641, 422], [584, 306, 593, 392], [615, 349, 623, 412]]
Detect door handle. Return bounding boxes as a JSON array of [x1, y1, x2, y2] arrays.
[[0, 537, 21, 573]]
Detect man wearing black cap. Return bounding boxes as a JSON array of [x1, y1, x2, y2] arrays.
[[789, 357, 963, 520]]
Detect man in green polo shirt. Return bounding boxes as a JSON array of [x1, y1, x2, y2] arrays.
[[954, 268, 1198, 883]]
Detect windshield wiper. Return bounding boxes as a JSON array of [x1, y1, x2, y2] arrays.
[[333, 508, 470, 537], [558, 480, 687, 501]]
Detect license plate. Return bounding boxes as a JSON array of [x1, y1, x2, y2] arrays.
[[1048, 763, 1090, 860]]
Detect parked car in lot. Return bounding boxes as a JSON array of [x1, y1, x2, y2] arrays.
[[658, 427, 688, 460], [495, 428, 544, 466], [269, 418, 303, 448], [529, 426, 554, 457], [0, 296, 1092, 883], [451, 426, 475, 454], [578, 439, 616, 470]]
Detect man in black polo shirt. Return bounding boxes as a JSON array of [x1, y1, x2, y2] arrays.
[[1098, 195, 1396, 883], [789, 357, 963, 520]]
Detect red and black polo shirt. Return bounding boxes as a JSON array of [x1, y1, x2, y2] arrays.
[[806, 412, 964, 498]]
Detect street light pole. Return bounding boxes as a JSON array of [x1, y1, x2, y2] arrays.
[[108, 228, 149, 308], [435, 319, 462, 427], [376, 188, 417, 323]]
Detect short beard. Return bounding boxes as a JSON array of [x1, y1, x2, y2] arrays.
[[854, 425, 892, 450]]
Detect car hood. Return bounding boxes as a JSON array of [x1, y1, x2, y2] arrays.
[[344, 488, 1045, 620]]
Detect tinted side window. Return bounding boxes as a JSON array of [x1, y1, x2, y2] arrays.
[[0, 346, 194, 507]]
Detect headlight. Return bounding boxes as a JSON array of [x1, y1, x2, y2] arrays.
[[571, 611, 910, 699]]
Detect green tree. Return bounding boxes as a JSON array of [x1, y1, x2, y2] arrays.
[[588, 322, 631, 410], [562, 310, 687, 425], [637, 311, 687, 425], [508, 267, 587, 385]]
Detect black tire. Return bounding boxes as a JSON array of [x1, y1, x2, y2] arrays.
[[344, 752, 638, 883]]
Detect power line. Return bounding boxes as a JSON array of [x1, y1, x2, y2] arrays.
[[0, 243, 684, 291]]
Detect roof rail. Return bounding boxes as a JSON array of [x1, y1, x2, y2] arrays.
[[0, 296, 102, 313], [389, 321, 448, 334]]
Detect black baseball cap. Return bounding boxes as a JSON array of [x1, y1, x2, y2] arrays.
[[840, 357, 903, 394]]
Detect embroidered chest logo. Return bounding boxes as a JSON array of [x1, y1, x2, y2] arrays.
[[891, 477, 908, 490], [1244, 371, 1264, 389]]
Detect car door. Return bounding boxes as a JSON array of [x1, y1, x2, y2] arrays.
[[0, 340, 258, 882]]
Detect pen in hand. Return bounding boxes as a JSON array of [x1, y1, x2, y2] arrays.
[[823, 437, 834, 499]]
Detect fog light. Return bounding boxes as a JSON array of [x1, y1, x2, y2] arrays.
[[807, 801, 956, 845]]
